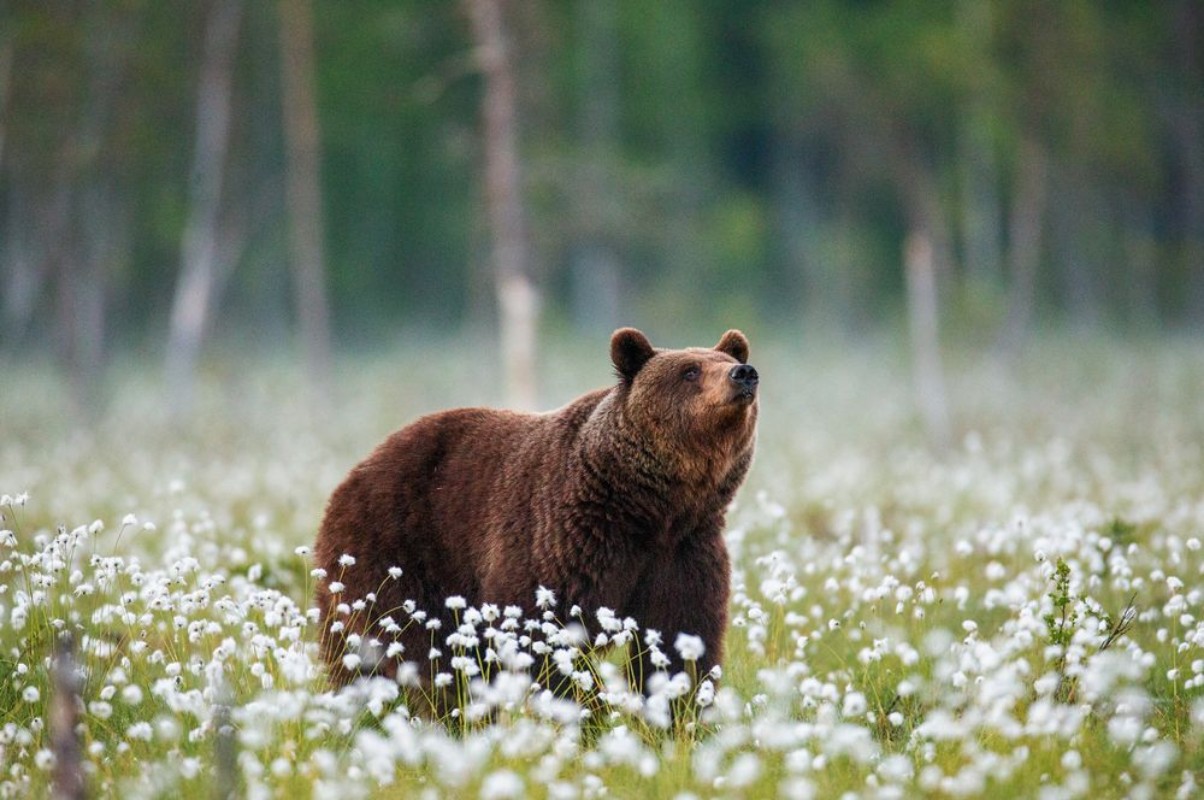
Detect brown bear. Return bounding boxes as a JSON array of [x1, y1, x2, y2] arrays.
[[314, 328, 758, 696]]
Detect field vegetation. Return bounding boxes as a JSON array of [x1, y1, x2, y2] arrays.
[[2, 334, 1203, 798]]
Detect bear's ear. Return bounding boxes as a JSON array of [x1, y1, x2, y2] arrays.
[[715, 329, 750, 364], [611, 328, 656, 382]]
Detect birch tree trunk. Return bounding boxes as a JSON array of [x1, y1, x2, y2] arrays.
[[905, 232, 952, 450], [279, 0, 334, 405], [467, 0, 539, 410], [893, 139, 958, 291], [892, 139, 952, 448], [166, 0, 243, 416]]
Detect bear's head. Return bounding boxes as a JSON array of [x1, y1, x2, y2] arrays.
[[610, 327, 758, 482]]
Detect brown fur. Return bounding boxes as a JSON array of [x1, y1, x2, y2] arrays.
[[314, 328, 758, 692]]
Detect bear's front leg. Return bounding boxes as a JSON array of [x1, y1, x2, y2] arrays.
[[623, 530, 731, 694]]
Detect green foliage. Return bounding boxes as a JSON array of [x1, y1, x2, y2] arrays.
[[1, 1, 1202, 350]]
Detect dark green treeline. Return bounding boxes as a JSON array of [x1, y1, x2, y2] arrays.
[[1, 1, 1201, 355]]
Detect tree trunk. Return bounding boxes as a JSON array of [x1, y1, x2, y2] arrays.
[[905, 232, 952, 450], [279, 0, 334, 406], [1172, 0, 1204, 325], [467, 0, 539, 410], [569, 0, 622, 334], [166, 0, 243, 416], [892, 138, 958, 292], [998, 134, 1047, 353], [1, 176, 47, 349], [890, 137, 953, 447]]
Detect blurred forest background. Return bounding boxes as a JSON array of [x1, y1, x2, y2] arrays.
[[1, 0, 1202, 417]]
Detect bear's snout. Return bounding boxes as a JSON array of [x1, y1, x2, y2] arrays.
[[729, 364, 759, 398]]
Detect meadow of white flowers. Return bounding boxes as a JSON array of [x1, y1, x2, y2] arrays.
[[2, 335, 1202, 798]]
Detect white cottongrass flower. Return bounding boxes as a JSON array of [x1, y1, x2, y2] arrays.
[[535, 586, 557, 609], [596, 607, 621, 632], [480, 769, 525, 799], [726, 753, 763, 788], [674, 633, 706, 662], [126, 722, 154, 742], [89, 701, 114, 720], [841, 691, 868, 718], [338, 554, 357, 567], [33, 749, 54, 771]]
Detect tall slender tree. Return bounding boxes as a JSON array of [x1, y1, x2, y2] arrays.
[[467, 0, 538, 410], [905, 232, 951, 449], [279, 0, 334, 405], [166, 0, 244, 416]]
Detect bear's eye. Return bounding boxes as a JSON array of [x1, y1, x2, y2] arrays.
[[682, 365, 701, 382]]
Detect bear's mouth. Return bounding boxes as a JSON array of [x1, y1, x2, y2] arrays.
[[731, 387, 757, 404]]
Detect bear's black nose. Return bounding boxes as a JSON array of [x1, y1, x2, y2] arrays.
[[730, 364, 758, 388]]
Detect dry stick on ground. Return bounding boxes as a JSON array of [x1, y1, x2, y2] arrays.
[[51, 635, 85, 800], [212, 680, 237, 800], [1099, 594, 1138, 652]]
